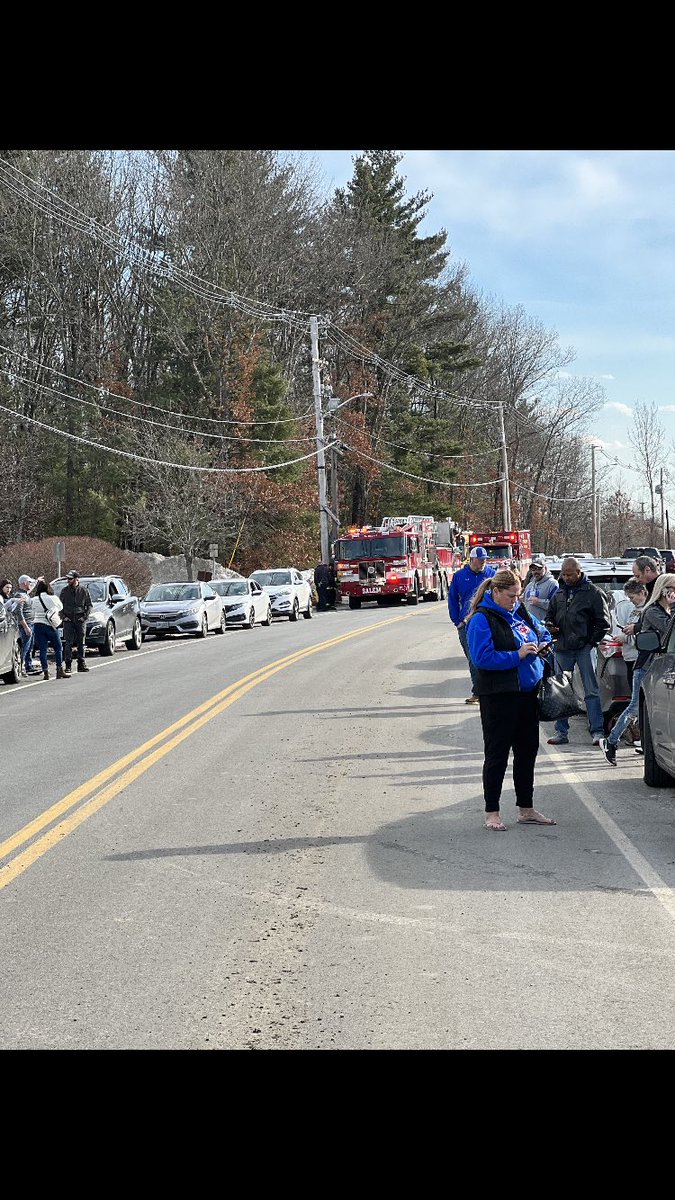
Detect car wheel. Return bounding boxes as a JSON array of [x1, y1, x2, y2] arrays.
[[197, 613, 208, 638], [244, 607, 255, 629], [289, 598, 299, 621], [99, 620, 116, 656], [1, 637, 22, 685], [261, 605, 272, 627], [215, 611, 226, 634], [642, 703, 675, 787], [302, 596, 312, 619], [125, 618, 142, 650]]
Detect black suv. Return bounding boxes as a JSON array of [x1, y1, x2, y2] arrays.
[[52, 575, 143, 656]]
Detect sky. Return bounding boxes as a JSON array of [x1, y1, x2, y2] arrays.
[[298, 149, 675, 513]]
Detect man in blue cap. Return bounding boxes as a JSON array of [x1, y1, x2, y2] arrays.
[[448, 546, 496, 703]]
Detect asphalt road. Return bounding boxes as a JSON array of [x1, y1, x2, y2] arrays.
[[1, 599, 674, 1049]]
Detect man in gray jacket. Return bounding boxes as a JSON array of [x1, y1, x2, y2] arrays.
[[545, 557, 611, 746], [523, 555, 558, 623]]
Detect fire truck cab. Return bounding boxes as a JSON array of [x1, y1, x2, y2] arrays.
[[334, 515, 454, 609], [468, 529, 532, 580]]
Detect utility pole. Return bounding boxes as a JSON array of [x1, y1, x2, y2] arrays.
[[310, 316, 330, 564], [596, 486, 602, 557], [591, 444, 598, 555], [660, 467, 665, 543], [329, 443, 339, 548], [497, 402, 511, 529]]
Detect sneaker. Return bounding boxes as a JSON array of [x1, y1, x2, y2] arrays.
[[62, 667, 72, 678], [77, 663, 90, 673], [592, 736, 604, 746], [635, 746, 644, 756], [465, 695, 480, 704], [547, 734, 569, 745], [600, 737, 617, 766]]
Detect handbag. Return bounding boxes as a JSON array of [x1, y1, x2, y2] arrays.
[[537, 668, 584, 722], [40, 594, 62, 629]]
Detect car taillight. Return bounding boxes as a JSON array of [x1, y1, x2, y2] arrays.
[[598, 639, 623, 658]]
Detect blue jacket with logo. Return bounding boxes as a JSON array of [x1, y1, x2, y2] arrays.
[[448, 562, 496, 626], [467, 590, 552, 692]]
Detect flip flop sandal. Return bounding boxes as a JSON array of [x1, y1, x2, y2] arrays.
[[483, 820, 507, 831], [517, 814, 556, 825]]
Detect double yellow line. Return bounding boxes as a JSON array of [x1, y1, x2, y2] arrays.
[[0, 614, 409, 890]]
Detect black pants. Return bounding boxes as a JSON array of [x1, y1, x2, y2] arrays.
[[317, 581, 329, 610], [63, 618, 86, 666], [478, 690, 540, 813]]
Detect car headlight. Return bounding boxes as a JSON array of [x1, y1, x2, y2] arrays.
[[227, 603, 246, 613]]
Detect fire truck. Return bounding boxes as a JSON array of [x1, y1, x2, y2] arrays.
[[334, 515, 455, 609], [467, 529, 533, 580]]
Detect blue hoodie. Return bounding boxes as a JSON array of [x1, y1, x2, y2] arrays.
[[466, 590, 552, 692], [448, 562, 496, 625]]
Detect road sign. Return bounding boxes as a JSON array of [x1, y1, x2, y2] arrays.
[[53, 541, 65, 562], [208, 543, 218, 558]]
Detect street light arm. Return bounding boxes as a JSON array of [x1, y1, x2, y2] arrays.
[[326, 391, 373, 414]]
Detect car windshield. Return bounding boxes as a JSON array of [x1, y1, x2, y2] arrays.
[[335, 538, 406, 560], [216, 581, 247, 596], [145, 584, 200, 602], [79, 579, 106, 602], [252, 571, 292, 586]]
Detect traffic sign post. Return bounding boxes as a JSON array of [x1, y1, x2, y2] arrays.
[[53, 541, 65, 576], [208, 543, 218, 581]]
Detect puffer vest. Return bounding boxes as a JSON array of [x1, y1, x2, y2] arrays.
[[473, 603, 538, 695]]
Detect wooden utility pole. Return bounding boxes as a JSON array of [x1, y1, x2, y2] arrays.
[[591, 444, 598, 555], [310, 316, 330, 564], [497, 402, 511, 529]]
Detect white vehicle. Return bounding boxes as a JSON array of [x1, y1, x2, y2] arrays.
[[140, 580, 226, 639], [249, 568, 313, 621], [210, 578, 272, 629]]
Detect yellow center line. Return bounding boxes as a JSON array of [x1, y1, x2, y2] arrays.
[[0, 612, 410, 888]]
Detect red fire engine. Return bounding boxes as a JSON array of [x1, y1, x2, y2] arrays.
[[334, 515, 455, 609], [468, 529, 532, 580]]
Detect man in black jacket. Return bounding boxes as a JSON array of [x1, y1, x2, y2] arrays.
[[546, 558, 611, 746], [61, 570, 93, 676]]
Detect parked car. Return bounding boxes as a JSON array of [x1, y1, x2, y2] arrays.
[[248, 568, 313, 621], [52, 574, 143, 655], [564, 561, 636, 734], [636, 618, 675, 787], [140, 580, 226, 639], [658, 549, 675, 572], [0, 599, 22, 685], [210, 578, 272, 628]]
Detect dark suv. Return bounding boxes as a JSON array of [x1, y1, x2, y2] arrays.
[[636, 618, 675, 787], [52, 575, 143, 656]]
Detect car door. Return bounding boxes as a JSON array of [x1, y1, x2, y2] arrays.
[[644, 617, 675, 775], [250, 580, 264, 622], [110, 577, 133, 640], [202, 583, 220, 629]]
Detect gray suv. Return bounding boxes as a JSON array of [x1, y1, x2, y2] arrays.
[[636, 619, 675, 788]]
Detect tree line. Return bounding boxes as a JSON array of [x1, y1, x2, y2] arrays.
[[0, 148, 670, 578]]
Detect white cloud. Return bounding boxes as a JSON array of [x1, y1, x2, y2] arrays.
[[603, 402, 633, 417], [658, 404, 675, 412]]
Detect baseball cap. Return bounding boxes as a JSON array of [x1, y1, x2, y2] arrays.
[[469, 546, 488, 559], [18, 574, 35, 587], [66, 569, 80, 580], [531, 555, 546, 569]]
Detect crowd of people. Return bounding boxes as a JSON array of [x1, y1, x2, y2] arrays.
[[448, 551, 675, 830], [1, 570, 92, 680]]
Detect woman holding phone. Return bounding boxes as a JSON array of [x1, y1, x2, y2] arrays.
[[466, 568, 555, 831]]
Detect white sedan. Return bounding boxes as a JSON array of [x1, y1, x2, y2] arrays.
[[249, 568, 313, 621], [210, 578, 272, 629]]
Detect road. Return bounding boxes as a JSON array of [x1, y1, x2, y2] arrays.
[[1, 600, 674, 1050]]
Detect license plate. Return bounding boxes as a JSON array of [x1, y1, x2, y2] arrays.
[[154, 620, 169, 628], [362, 587, 381, 594]]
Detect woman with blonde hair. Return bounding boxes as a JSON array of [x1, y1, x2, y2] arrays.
[[600, 572, 675, 765], [466, 568, 555, 831]]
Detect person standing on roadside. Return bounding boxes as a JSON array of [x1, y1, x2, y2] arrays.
[[631, 555, 661, 601], [448, 546, 496, 703], [545, 557, 611, 747], [314, 562, 331, 611], [0, 579, 12, 603], [522, 555, 559, 624], [600, 573, 675, 765], [612, 578, 648, 693], [60, 570, 92, 676], [33, 579, 66, 681], [13, 574, 39, 675], [466, 568, 555, 831]]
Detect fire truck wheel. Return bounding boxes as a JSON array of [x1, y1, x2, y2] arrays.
[[407, 580, 420, 605], [348, 596, 361, 609]]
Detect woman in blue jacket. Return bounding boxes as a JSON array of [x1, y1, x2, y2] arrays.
[[466, 568, 556, 832]]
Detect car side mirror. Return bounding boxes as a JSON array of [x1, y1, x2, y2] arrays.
[[109, 593, 124, 604], [635, 629, 661, 652]]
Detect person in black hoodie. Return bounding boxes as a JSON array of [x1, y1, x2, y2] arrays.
[[545, 557, 610, 747], [60, 570, 93, 676], [466, 568, 555, 832]]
